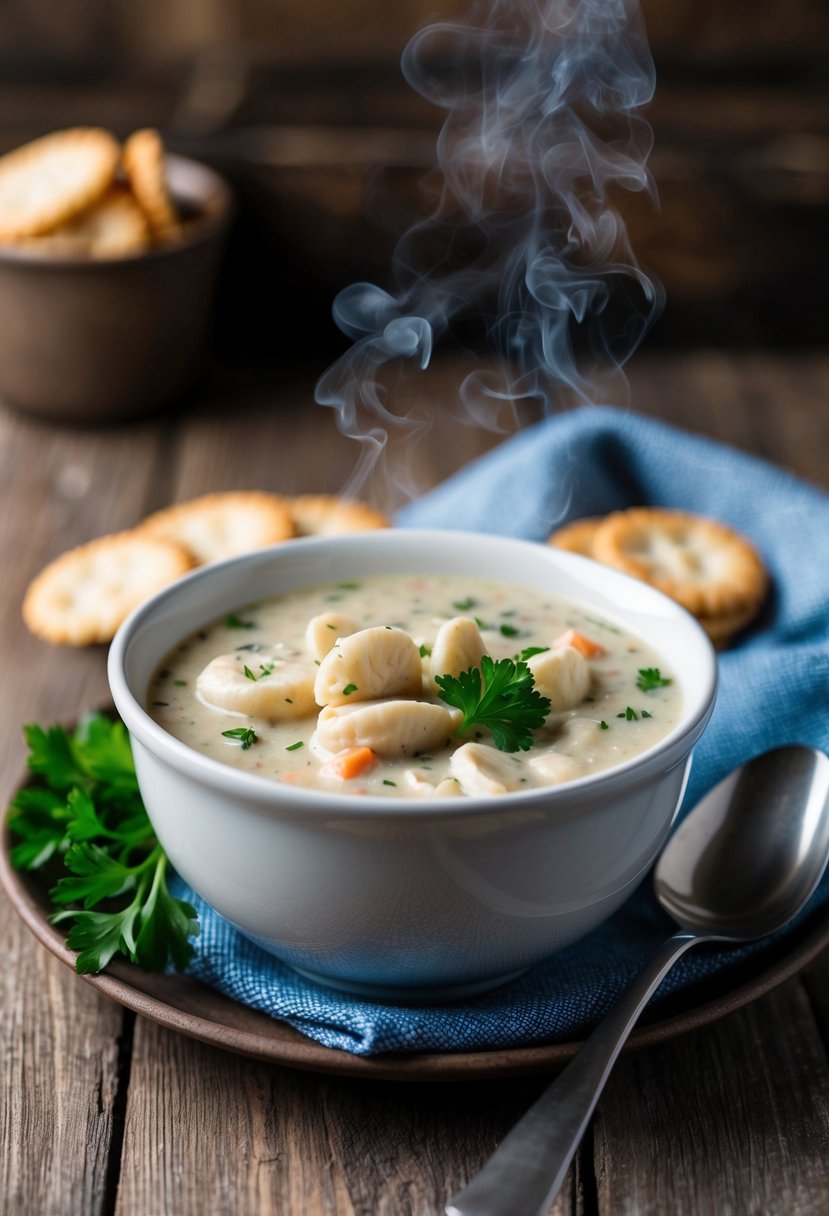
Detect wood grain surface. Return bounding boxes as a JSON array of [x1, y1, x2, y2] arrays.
[[1, 351, 828, 1215]]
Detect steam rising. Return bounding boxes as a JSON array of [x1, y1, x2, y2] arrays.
[[315, 0, 663, 503]]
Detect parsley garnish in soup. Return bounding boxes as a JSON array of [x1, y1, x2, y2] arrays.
[[148, 574, 681, 797]]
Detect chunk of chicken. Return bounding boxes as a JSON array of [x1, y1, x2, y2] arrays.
[[527, 750, 583, 785], [527, 644, 589, 713], [402, 770, 463, 798], [316, 699, 459, 757], [428, 616, 486, 686], [314, 626, 422, 706], [449, 741, 525, 796], [196, 651, 317, 720], [305, 612, 360, 663]]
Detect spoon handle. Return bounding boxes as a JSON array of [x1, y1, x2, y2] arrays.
[[445, 931, 702, 1216]]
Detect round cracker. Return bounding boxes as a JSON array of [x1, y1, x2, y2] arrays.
[[22, 532, 195, 647], [138, 492, 295, 564], [592, 507, 768, 620], [20, 186, 150, 258], [0, 128, 120, 241], [287, 494, 389, 536], [122, 128, 181, 240], [547, 516, 604, 557]]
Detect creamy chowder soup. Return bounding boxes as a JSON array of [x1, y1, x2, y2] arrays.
[[148, 574, 682, 798]]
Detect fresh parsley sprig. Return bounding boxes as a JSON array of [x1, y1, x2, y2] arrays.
[[7, 713, 198, 975], [435, 656, 551, 753]]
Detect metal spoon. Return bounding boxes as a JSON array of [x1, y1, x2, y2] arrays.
[[446, 745, 829, 1216]]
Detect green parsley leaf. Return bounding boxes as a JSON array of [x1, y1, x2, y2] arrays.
[[617, 706, 639, 721], [435, 657, 551, 753], [517, 645, 549, 662], [8, 714, 198, 976], [636, 667, 672, 692], [419, 643, 432, 658], [599, 721, 609, 730], [342, 683, 358, 696], [222, 727, 257, 749]]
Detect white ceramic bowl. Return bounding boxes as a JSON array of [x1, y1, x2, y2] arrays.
[[108, 530, 717, 1000]]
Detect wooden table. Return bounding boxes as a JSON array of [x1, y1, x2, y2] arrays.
[[2, 349, 829, 1215]]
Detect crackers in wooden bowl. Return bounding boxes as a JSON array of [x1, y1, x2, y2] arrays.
[[548, 507, 768, 648], [0, 127, 183, 258], [22, 492, 390, 646]]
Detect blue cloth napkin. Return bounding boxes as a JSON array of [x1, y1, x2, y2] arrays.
[[172, 406, 829, 1056]]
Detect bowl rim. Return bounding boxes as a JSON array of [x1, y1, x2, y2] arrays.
[[0, 151, 232, 269], [107, 529, 718, 820]]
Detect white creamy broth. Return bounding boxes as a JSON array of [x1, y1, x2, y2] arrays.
[[148, 573, 682, 798]]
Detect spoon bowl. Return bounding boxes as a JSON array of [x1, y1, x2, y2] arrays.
[[447, 745, 829, 1216], [656, 747, 829, 941]]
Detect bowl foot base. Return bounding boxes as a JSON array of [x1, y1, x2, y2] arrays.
[[289, 963, 530, 1004]]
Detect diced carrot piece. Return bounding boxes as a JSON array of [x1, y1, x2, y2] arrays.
[[554, 628, 607, 659], [319, 746, 378, 780]]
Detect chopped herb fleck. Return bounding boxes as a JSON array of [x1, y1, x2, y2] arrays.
[[286, 741, 304, 752], [499, 623, 521, 638], [152, 701, 169, 707], [222, 727, 258, 750], [419, 643, 432, 658], [453, 597, 477, 611], [338, 581, 360, 590], [616, 707, 639, 721], [599, 720, 609, 730], [382, 779, 397, 787], [342, 683, 358, 696], [225, 614, 256, 630], [174, 680, 187, 687], [641, 709, 652, 719], [244, 661, 275, 682], [637, 667, 672, 692], [475, 616, 493, 631]]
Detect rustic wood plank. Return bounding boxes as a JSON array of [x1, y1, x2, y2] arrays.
[[0, 923, 127, 1216], [114, 1017, 582, 1216], [594, 980, 829, 1215]]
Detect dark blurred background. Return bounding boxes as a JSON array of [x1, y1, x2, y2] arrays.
[[1, 0, 826, 362]]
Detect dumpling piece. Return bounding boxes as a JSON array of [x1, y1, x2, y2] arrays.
[[305, 612, 359, 662], [428, 616, 486, 685], [449, 742, 525, 796], [314, 626, 422, 706], [316, 699, 459, 757], [196, 651, 317, 720], [528, 750, 584, 785], [526, 645, 590, 713]]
